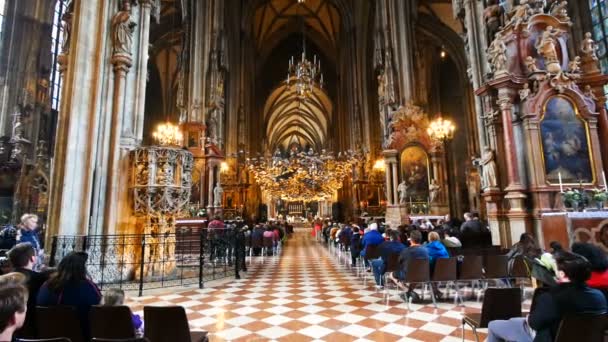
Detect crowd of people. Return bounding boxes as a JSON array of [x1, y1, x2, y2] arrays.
[[319, 214, 608, 342]]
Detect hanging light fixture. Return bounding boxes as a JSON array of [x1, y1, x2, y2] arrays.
[[427, 115, 455, 141], [286, 0, 323, 99], [152, 122, 183, 147]]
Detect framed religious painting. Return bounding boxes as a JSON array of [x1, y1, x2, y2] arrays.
[[540, 95, 594, 185], [400, 145, 430, 202]]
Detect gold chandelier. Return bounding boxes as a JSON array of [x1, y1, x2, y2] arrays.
[[152, 122, 183, 147], [427, 116, 455, 141], [246, 148, 359, 202]]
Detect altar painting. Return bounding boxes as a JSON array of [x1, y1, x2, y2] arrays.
[[400, 146, 429, 202], [540, 96, 593, 184]]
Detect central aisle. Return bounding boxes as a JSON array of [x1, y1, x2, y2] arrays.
[[129, 229, 485, 341]]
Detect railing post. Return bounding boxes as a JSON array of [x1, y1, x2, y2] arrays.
[[138, 235, 146, 297], [198, 229, 204, 289], [49, 236, 58, 267]]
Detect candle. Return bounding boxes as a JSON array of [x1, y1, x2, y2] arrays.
[[558, 172, 563, 192]]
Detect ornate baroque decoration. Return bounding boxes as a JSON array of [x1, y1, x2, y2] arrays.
[[384, 103, 435, 151]]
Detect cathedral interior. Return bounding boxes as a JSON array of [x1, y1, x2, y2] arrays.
[[1, 0, 608, 341]]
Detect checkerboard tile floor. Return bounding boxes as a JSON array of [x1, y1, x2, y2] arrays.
[[127, 229, 526, 341]]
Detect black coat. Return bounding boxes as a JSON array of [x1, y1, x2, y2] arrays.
[[528, 282, 607, 342]]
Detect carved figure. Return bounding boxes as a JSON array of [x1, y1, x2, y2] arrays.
[[206, 107, 218, 144], [377, 71, 386, 99], [61, 1, 74, 54], [568, 56, 581, 74], [525, 56, 540, 73], [581, 32, 599, 61], [549, 1, 569, 22], [480, 147, 498, 189], [36, 77, 49, 106], [536, 26, 561, 73], [504, 0, 533, 30], [484, 0, 503, 42], [397, 180, 408, 205], [111, 0, 136, 55], [429, 179, 441, 203], [487, 33, 508, 74], [157, 162, 174, 185], [519, 83, 531, 101], [584, 85, 598, 101], [213, 183, 224, 207]]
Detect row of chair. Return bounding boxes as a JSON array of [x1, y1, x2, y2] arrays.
[[28, 305, 206, 342], [461, 287, 608, 342]]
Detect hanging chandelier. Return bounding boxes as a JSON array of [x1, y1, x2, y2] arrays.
[[152, 122, 183, 147], [285, 2, 323, 99], [427, 116, 455, 141], [245, 148, 360, 202]]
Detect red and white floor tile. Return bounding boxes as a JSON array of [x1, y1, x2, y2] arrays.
[[127, 230, 522, 341]]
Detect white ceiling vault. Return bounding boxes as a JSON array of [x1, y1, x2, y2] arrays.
[[263, 83, 333, 152]]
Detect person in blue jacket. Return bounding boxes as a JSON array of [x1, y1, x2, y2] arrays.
[[371, 229, 405, 287], [425, 231, 449, 269], [361, 223, 384, 268]]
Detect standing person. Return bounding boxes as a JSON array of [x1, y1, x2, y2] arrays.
[[37, 252, 101, 340], [7, 243, 49, 338], [16, 214, 43, 269], [459, 212, 484, 248], [486, 252, 607, 342], [0, 283, 28, 342]]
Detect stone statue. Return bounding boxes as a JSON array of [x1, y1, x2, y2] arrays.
[[581, 32, 599, 61], [111, 0, 136, 55], [10, 109, 25, 142], [525, 56, 539, 73], [61, 1, 74, 54], [584, 85, 598, 101], [536, 26, 561, 73], [487, 33, 508, 74], [397, 180, 408, 205], [504, 0, 532, 30], [480, 147, 498, 190], [429, 179, 441, 203], [519, 83, 530, 101], [377, 71, 386, 99], [206, 107, 218, 144], [568, 56, 581, 74], [549, 0, 569, 22], [213, 183, 224, 207], [484, 0, 503, 42]]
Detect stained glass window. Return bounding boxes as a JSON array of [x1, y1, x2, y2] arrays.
[[0, 0, 6, 45], [50, 0, 67, 111], [589, 0, 608, 97]]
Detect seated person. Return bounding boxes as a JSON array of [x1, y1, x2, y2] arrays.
[[37, 252, 101, 340], [387, 230, 429, 301], [441, 229, 462, 248], [486, 252, 608, 342], [350, 227, 362, 267], [102, 288, 144, 337], [8, 243, 49, 338], [0, 280, 28, 342], [371, 230, 405, 287], [361, 223, 384, 268], [426, 231, 449, 268], [571, 242, 608, 289]]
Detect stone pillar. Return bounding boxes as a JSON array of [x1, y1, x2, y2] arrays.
[[384, 154, 393, 206], [207, 164, 215, 209], [391, 157, 399, 205], [497, 90, 529, 244]]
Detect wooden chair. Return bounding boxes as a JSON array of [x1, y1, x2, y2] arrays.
[[92, 339, 150, 342], [36, 306, 84, 342], [262, 236, 275, 256], [484, 255, 510, 287], [16, 339, 72, 342], [554, 314, 608, 342], [404, 258, 436, 309], [458, 255, 484, 300], [461, 287, 522, 342], [382, 253, 401, 303], [361, 244, 381, 283], [144, 306, 208, 342], [432, 257, 462, 305], [249, 234, 263, 262], [90, 305, 136, 340]]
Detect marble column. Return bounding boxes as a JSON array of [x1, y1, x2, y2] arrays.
[[383, 150, 397, 205], [391, 158, 399, 205]]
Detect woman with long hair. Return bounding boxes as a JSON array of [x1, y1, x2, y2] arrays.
[[37, 252, 101, 340]]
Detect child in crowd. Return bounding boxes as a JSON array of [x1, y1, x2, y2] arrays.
[[102, 288, 144, 337]]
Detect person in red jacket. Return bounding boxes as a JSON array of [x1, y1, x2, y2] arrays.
[[571, 242, 608, 288]]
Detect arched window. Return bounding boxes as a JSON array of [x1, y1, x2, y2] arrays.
[[589, 0, 608, 97], [50, 0, 68, 111], [0, 0, 6, 44]]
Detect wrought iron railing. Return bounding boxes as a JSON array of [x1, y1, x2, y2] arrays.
[[48, 226, 246, 296]]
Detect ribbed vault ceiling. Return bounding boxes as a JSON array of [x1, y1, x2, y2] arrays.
[[253, 0, 341, 51], [264, 84, 333, 152]]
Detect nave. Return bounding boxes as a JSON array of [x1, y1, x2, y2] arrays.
[[126, 229, 504, 341]]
